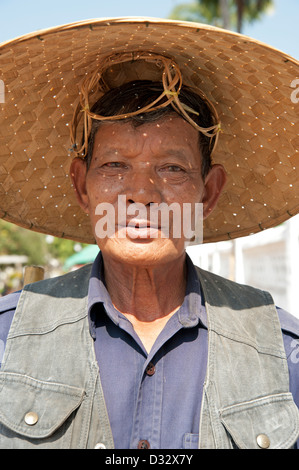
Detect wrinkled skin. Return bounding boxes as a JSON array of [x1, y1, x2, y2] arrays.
[[71, 116, 226, 351]]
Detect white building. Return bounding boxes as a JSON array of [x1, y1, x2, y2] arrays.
[[187, 214, 299, 318]]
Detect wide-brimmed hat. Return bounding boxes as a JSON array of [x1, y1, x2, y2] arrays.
[[0, 17, 298, 244]]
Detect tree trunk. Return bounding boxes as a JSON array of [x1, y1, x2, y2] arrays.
[[219, 0, 231, 29], [236, 0, 244, 33]]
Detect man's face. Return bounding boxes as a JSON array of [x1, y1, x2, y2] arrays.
[[71, 116, 225, 266]]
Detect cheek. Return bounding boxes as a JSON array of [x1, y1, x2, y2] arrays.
[[86, 174, 120, 206], [171, 179, 203, 206], [85, 175, 122, 239], [177, 182, 204, 224]]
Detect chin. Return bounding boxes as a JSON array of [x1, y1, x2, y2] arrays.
[[97, 236, 186, 267]]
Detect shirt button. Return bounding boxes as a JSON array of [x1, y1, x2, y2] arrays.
[[138, 439, 150, 449], [145, 363, 155, 376], [24, 412, 39, 426], [94, 442, 106, 449], [256, 434, 270, 449]]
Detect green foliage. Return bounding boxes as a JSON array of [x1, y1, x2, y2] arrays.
[[0, 220, 85, 266], [241, 0, 273, 24], [169, 0, 223, 26], [169, 0, 274, 32], [47, 237, 89, 264], [0, 220, 47, 265]]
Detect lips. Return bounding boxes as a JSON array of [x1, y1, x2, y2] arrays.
[[126, 219, 159, 229], [125, 226, 160, 239], [115, 219, 162, 239]]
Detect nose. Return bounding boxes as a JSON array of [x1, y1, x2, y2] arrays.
[[126, 169, 162, 206]]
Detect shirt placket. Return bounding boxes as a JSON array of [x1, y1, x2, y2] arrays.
[[130, 352, 164, 449], [129, 314, 187, 450]]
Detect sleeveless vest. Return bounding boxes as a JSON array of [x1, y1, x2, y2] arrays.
[[0, 264, 298, 448]]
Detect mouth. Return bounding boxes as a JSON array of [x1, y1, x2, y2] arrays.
[[117, 219, 162, 239], [127, 219, 159, 229]]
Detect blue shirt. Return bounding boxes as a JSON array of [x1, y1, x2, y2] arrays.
[[0, 253, 299, 449]]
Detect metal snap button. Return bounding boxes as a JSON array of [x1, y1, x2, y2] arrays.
[[24, 411, 39, 426], [256, 433, 270, 449], [94, 442, 106, 449]]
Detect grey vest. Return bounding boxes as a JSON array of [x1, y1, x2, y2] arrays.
[[0, 264, 298, 449]]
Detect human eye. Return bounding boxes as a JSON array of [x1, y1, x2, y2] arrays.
[[160, 164, 185, 173], [102, 162, 127, 168], [98, 161, 129, 174], [94, 161, 129, 178], [158, 164, 190, 184]]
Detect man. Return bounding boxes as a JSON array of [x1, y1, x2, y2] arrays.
[[0, 18, 298, 449]]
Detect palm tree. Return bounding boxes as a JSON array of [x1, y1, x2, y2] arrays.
[[236, 0, 273, 33], [169, 0, 274, 33]]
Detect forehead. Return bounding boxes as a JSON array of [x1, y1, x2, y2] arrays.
[[91, 116, 201, 163]]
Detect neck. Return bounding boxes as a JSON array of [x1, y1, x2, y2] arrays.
[[101, 253, 187, 353], [102, 253, 187, 321]]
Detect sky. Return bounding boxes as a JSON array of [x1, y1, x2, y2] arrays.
[[0, 0, 298, 59]]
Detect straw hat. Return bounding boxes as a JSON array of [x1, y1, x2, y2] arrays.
[[0, 17, 298, 244]]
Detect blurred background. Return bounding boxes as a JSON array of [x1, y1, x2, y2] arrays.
[[0, 0, 298, 317]]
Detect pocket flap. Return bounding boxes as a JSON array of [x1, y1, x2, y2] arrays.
[[0, 372, 85, 439], [220, 393, 299, 449]]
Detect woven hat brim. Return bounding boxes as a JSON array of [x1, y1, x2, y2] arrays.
[[0, 17, 298, 244]]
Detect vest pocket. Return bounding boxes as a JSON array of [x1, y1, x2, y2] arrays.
[[0, 372, 85, 446], [220, 392, 299, 449]]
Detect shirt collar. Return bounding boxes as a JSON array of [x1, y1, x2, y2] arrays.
[[87, 252, 207, 338]]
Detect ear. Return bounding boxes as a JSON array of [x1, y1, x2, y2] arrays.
[[202, 164, 227, 219], [70, 157, 90, 214]]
